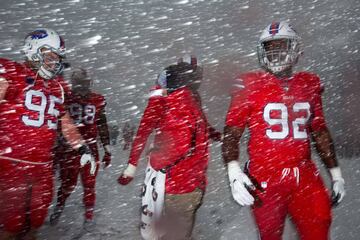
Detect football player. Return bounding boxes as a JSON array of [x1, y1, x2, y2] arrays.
[[50, 68, 111, 229], [0, 28, 95, 240], [222, 21, 345, 240]]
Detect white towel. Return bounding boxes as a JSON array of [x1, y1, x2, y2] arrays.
[[140, 163, 166, 240]]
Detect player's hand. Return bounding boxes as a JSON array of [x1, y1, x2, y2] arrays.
[[330, 167, 345, 207], [102, 145, 111, 168], [102, 152, 111, 168], [227, 160, 255, 206], [210, 131, 222, 142], [79, 145, 96, 175], [118, 163, 136, 185], [209, 127, 222, 142], [332, 179, 345, 207]]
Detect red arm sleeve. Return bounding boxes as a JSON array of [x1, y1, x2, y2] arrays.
[[225, 77, 251, 128], [128, 96, 164, 166], [0, 59, 23, 101]]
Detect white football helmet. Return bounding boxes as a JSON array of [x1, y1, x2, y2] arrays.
[[22, 28, 66, 79], [257, 21, 302, 74]]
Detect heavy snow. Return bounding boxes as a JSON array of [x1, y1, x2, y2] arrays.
[[0, 0, 359, 239]]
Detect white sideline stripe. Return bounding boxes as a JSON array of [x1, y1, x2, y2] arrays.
[[0, 156, 52, 165]]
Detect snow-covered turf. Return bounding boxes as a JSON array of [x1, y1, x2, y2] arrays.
[[39, 144, 360, 240]]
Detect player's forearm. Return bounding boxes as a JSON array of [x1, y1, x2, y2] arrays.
[[61, 112, 85, 150], [97, 109, 110, 149], [313, 128, 345, 204], [127, 115, 159, 166], [312, 128, 338, 169], [222, 125, 244, 164], [99, 126, 110, 150], [128, 98, 163, 165], [0, 77, 9, 101], [127, 125, 153, 166]]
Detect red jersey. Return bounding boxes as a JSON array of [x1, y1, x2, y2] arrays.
[[0, 58, 67, 163], [128, 85, 209, 194], [65, 92, 106, 146], [226, 71, 327, 175]]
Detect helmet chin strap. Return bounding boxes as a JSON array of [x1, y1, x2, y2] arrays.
[[265, 54, 293, 78], [37, 61, 64, 80], [24, 60, 53, 80], [38, 66, 56, 80]]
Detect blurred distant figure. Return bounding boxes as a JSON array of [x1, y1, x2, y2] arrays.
[[122, 121, 135, 150], [109, 123, 120, 146], [50, 68, 111, 230]]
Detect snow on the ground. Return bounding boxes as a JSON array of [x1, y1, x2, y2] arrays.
[[39, 144, 360, 240]]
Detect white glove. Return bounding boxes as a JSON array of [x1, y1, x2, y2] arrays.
[[78, 145, 96, 175], [227, 161, 255, 206], [123, 163, 137, 177], [80, 154, 96, 175], [329, 167, 345, 206], [118, 163, 137, 185]]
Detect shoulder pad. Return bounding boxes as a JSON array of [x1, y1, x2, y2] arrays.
[[296, 71, 319, 80], [90, 91, 102, 98], [93, 92, 106, 104], [231, 71, 264, 92], [0, 58, 22, 75], [296, 71, 322, 92]]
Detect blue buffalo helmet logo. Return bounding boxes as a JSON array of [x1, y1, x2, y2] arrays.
[[269, 22, 280, 35], [28, 30, 48, 40]]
